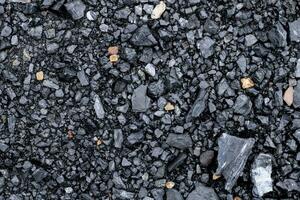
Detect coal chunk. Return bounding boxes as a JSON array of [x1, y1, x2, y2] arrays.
[[148, 80, 165, 98], [203, 19, 219, 34], [64, 0, 86, 20], [130, 25, 158, 46], [166, 189, 183, 200], [251, 153, 273, 197], [233, 94, 252, 115], [197, 36, 215, 58], [187, 184, 219, 200], [32, 168, 48, 182], [268, 22, 287, 47], [166, 133, 193, 149], [216, 133, 255, 191], [114, 129, 123, 148], [127, 131, 144, 145], [167, 153, 187, 172], [0, 142, 9, 152], [131, 85, 151, 112], [186, 88, 209, 122], [276, 179, 300, 192], [289, 18, 300, 42]]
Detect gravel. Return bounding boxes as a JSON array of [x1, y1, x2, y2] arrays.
[[1, 0, 300, 199]]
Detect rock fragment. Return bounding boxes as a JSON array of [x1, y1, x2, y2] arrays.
[[8, 115, 16, 133], [251, 153, 273, 197], [164, 102, 175, 111], [0, 142, 9, 152], [241, 77, 254, 89], [283, 86, 293, 106], [131, 85, 151, 112], [187, 184, 219, 200], [197, 36, 215, 58], [64, 0, 86, 20], [293, 81, 300, 108], [245, 34, 257, 46], [114, 129, 123, 148], [268, 22, 287, 47], [216, 133, 255, 191], [167, 153, 187, 172], [199, 150, 214, 167], [77, 70, 89, 86], [166, 133, 192, 149], [43, 80, 59, 90], [186, 88, 209, 122], [276, 179, 300, 192], [289, 18, 300, 42], [144, 63, 156, 77], [94, 95, 105, 119], [130, 25, 157, 46], [166, 189, 183, 200], [295, 59, 300, 78], [233, 94, 252, 115], [36, 71, 44, 81], [151, 1, 166, 19]]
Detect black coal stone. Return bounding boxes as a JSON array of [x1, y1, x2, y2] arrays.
[[187, 184, 219, 200], [130, 25, 158, 46], [166, 133, 193, 149], [64, 0, 86, 20]]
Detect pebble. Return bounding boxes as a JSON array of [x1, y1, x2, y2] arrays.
[[151, 1, 166, 19], [187, 184, 219, 200], [289, 18, 300, 42], [64, 0, 86, 20], [144, 63, 156, 77], [94, 95, 105, 119], [36, 71, 44, 81], [199, 150, 214, 167], [166, 133, 192, 149], [283, 86, 293, 106], [131, 85, 151, 112], [241, 77, 255, 89]]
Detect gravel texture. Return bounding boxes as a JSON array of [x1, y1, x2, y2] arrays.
[[0, 0, 300, 199]]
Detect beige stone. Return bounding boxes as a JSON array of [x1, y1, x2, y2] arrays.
[[151, 1, 166, 19], [109, 55, 119, 63], [241, 77, 254, 89], [164, 102, 175, 111], [283, 86, 293, 106], [165, 181, 175, 189], [36, 71, 44, 81]]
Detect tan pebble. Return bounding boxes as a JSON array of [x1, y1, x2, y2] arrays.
[[165, 181, 175, 189], [164, 102, 175, 111], [109, 55, 119, 63], [241, 77, 254, 89], [36, 71, 44, 81], [212, 173, 221, 180], [283, 86, 293, 106], [151, 1, 166, 19], [234, 197, 242, 200], [108, 46, 119, 55]]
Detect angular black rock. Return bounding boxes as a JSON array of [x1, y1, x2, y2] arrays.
[[131, 85, 151, 112], [64, 0, 86, 20], [166, 189, 184, 200], [197, 36, 215, 58], [187, 184, 219, 200], [168, 153, 187, 172], [293, 81, 300, 108], [130, 25, 158, 46], [289, 19, 300, 42], [268, 22, 287, 47], [186, 88, 209, 122], [199, 150, 214, 167], [216, 133, 255, 191], [276, 179, 300, 192], [166, 133, 193, 149], [233, 94, 252, 115]]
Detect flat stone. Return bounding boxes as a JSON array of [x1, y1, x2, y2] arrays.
[[131, 85, 150, 112], [166, 133, 193, 149], [245, 34, 257, 46], [43, 80, 59, 90], [94, 95, 105, 119], [186, 88, 209, 122], [216, 133, 255, 191], [77, 70, 89, 86], [293, 81, 300, 108], [145, 63, 156, 77], [0, 142, 9, 152], [114, 129, 123, 148]]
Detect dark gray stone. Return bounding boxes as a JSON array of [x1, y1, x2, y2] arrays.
[[187, 184, 219, 200], [131, 85, 150, 112], [233, 94, 252, 115], [197, 36, 215, 58], [199, 150, 214, 167], [130, 25, 157, 46], [268, 22, 287, 47], [289, 18, 300, 42], [166, 189, 183, 200], [166, 133, 193, 149], [64, 0, 86, 20], [186, 88, 209, 122]]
